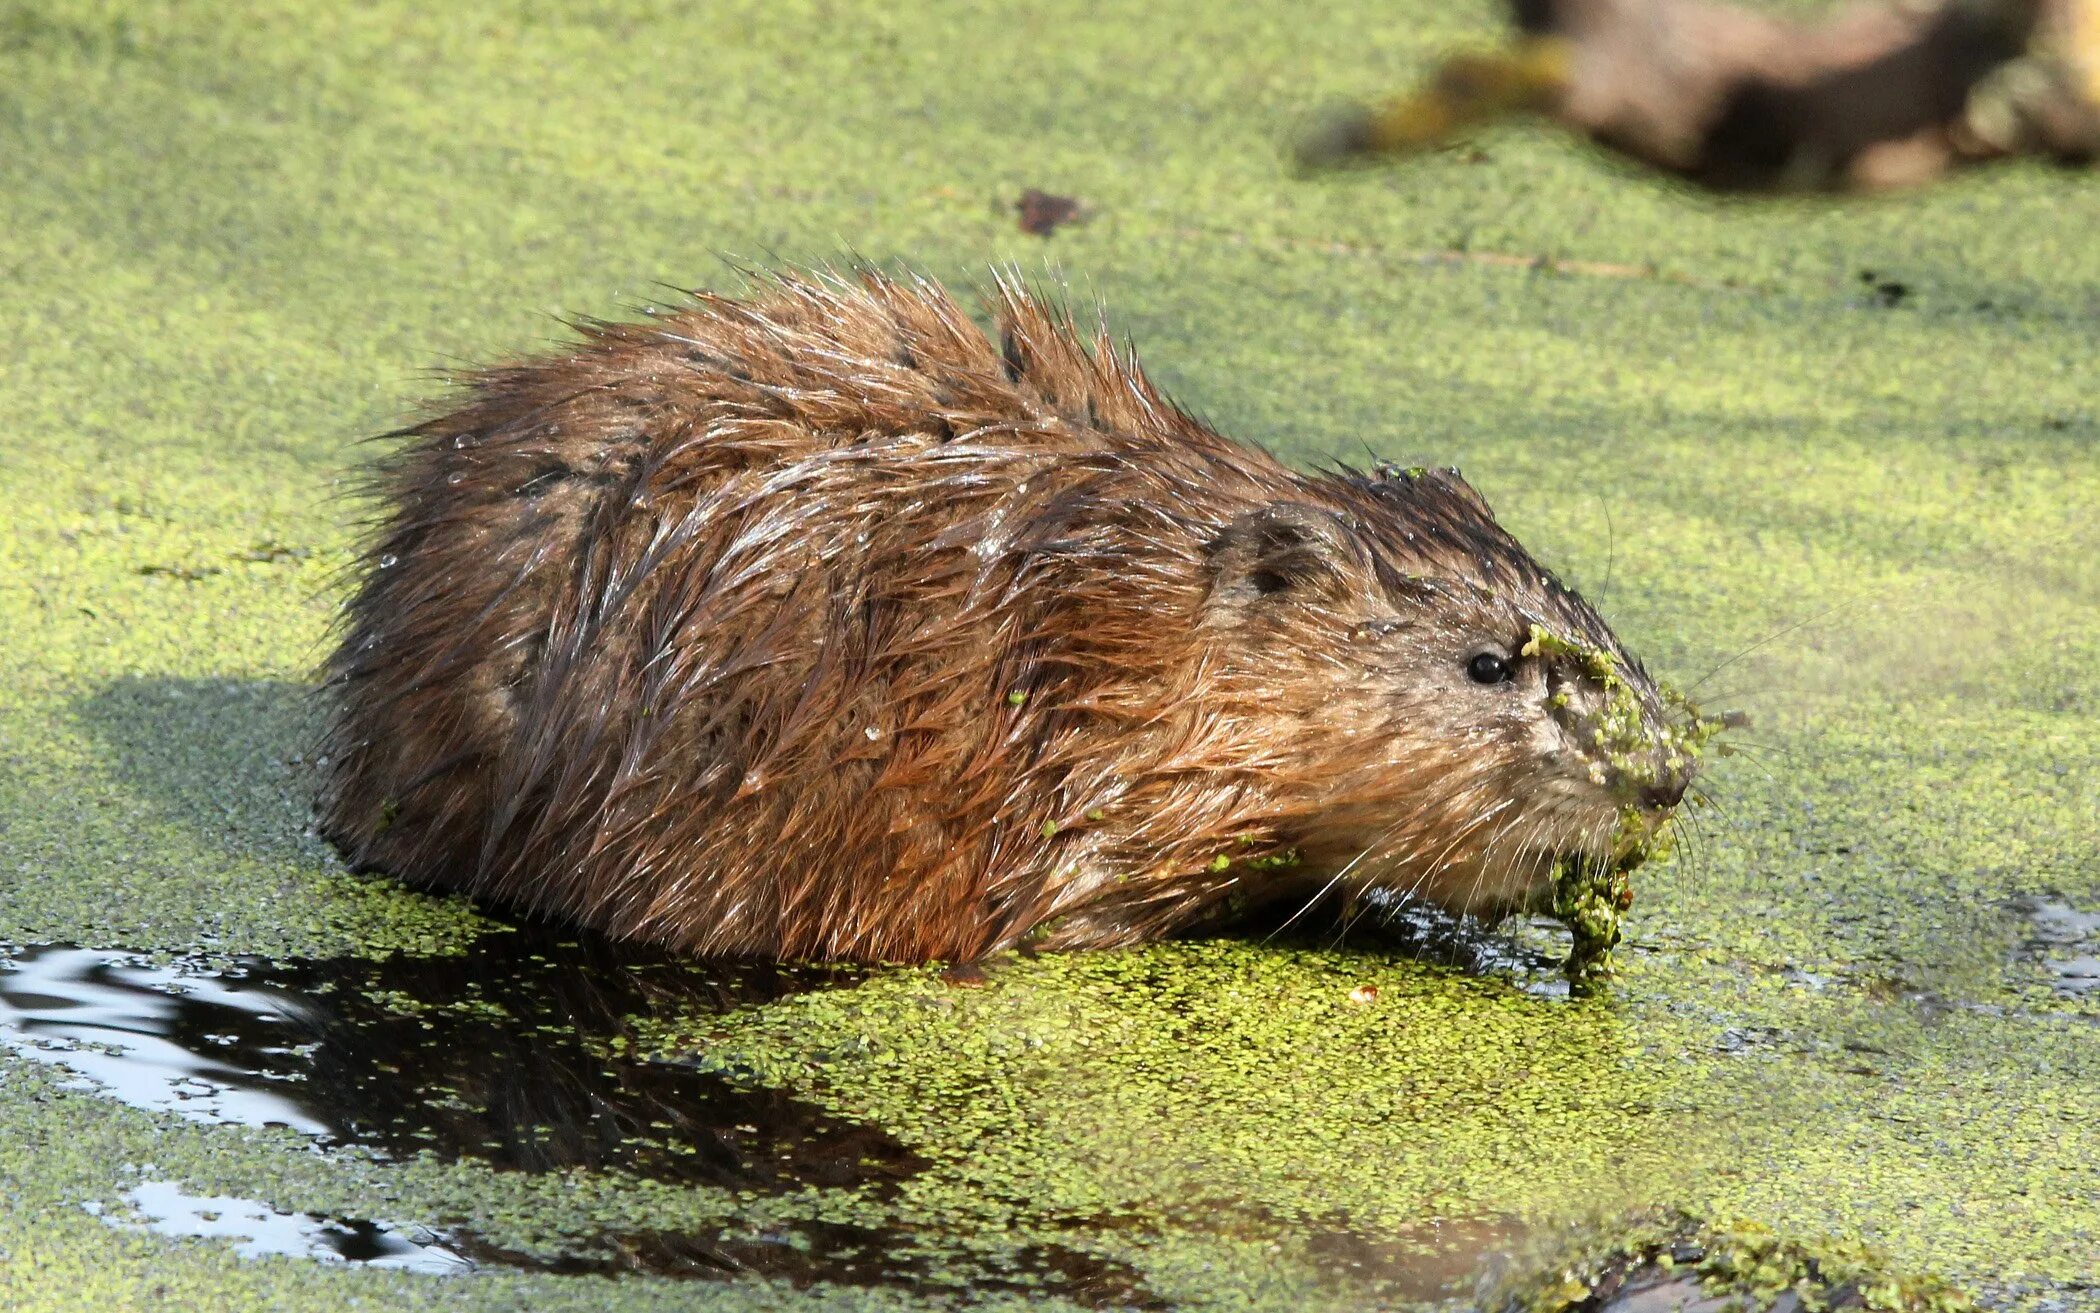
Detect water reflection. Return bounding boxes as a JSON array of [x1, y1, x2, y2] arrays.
[[0, 948, 333, 1134], [2, 924, 1174, 1301], [0, 918, 1559, 1302], [1343, 890, 1574, 999], [0, 923, 918, 1190], [451, 1221, 1168, 1303], [2017, 896, 2100, 997], [96, 1178, 1164, 1300], [109, 1180, 471, 1276]]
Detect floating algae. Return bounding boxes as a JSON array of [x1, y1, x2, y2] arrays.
[[1522, 625, 1726, 996], [1493, 1213, 1976, 1313]]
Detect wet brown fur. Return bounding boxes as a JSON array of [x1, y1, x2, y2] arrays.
[[319, 270, 1686, 962]]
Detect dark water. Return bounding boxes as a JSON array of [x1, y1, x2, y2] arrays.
[[451, 1221, 1166, 1301], [0, 911, 1578, 1303], [0, 924, 917, 1190], [0, 922, 1168, 1301], [1351, 890, 1574, 999], [98, 1177, 1162, 1299]]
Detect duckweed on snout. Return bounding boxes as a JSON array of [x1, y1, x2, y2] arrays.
[[1523, 625, 1727, 993]]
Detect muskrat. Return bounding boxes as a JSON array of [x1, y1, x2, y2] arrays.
[[319, 270, 1705, 967]]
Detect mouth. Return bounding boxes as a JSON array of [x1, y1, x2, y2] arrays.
[[1395, 802, 1680, 952]]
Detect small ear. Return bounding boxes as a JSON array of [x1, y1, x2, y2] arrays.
[[1206, 503, 1362, 611]]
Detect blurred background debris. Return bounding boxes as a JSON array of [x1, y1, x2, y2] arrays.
[[1298, 0, 2100, 192], [1016, 187, 1085, 235]]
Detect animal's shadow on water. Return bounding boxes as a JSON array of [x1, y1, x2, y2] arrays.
[[49, 676, 1566, 1299], [0, 930, 906, 1189], [66, 675, 333, 873], [3, 930, 1165, 1301]]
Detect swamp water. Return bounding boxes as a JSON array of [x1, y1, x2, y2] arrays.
[[0, 922, 1164, 1299], [0, 897, 2045, 1309], [2016, 898, 2100, 999], [0, 909, 1577, 1304]]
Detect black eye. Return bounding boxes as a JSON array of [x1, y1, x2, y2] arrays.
[[1466, 652, 1513, 685]]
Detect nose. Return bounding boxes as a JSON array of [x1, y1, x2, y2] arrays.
[[1638, 774, 1688, 811]]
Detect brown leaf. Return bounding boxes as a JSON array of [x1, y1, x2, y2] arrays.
[[1015, 189, 1083, 236]]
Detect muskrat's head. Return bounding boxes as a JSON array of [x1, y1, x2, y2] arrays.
[[1202, 465, 1711, 921]]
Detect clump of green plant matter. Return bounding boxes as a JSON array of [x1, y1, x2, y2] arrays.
[[1522, 625, 1728, 995], [1494, 1213, 1977, 1313], [1549, 845, 1636, 997]]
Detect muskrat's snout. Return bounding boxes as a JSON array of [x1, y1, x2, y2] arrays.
[[1267, 509, 1722, 929], [1612, 746, 1696, 814], [1634, 760, 1692, 813], [1531, 631, 1706, 821], [1461, 625, 1710, 915]]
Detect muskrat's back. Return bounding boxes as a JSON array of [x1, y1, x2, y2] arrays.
[[322, 270, 1695, 963]]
